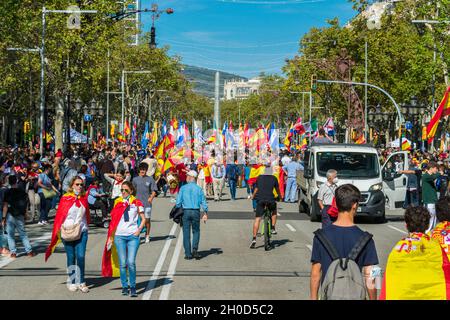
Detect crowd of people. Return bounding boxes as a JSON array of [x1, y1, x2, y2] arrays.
[[1, 140, 450, 300]]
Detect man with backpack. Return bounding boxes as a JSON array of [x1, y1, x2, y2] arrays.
[[1, 175, 35, 258], [226, 160, 241, 201], [310, 184, 379, 300]]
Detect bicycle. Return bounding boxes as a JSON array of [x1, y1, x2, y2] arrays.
[[259, 201, 274, 251]]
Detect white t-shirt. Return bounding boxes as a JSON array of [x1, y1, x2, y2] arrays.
[[63, 202, 88, 233], [115, 200, 144, 236]]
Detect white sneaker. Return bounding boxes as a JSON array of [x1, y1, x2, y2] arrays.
[[247, 195, 251, 199], [42, 221, 49, 225], [68, 284, 78, 292], [37, 221, 43, 226], [145, 236, 150, 243], [78, 283, 89, 293]]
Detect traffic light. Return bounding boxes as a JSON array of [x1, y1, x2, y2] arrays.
[[149, 26, 156, 49], [311, 74, 317, 92]]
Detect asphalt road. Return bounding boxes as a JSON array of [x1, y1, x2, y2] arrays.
[[0, 188, 408, 300]]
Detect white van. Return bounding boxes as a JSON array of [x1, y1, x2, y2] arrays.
[[298, 143, 409, 223]]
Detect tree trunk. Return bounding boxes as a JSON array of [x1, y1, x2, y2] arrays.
[[55, 97, 64, 152]]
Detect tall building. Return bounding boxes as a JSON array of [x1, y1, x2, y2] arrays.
[[224, 78, 261, 100]]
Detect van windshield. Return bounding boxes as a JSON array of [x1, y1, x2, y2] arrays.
[[316, 152, 380, 179]]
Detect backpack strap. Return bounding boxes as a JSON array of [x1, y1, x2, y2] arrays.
[[346, 231, 373, 263], [313, 229, 340, 261]]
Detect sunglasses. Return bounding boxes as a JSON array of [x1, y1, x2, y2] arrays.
[[121, 189, 130, 193], [74, 183, 83, 187]]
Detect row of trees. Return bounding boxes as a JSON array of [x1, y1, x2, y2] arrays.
[[0, 0, 213, 145], [220, 0, 449, 135], [0, 0, 448, 145]]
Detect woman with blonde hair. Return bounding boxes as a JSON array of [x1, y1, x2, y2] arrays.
[[45, 176, 91, 293]]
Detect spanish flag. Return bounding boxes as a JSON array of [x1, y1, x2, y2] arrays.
[[401, 138, 411, 151], [273, 165, 285, 199], [124, 120, 131, 137], [45, 194, 90, 262], [427, 87, 450, 144], [355, 134, 366, 144], [379, 232, 450, 300], [162, 157, 175, 173], [284, 123, 293, 149], [102, 196, 143, 277], [110, 123, 115, 138], [247, 164, 265, 185]]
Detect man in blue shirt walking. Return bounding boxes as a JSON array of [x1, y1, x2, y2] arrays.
[[176, 170, 208, 260], [283, 156, 304, 203]]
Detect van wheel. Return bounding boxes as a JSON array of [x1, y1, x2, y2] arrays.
[[373, 214, 386, 224]]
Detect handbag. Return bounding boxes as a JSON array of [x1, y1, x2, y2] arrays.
[[61, 207, 84, 242], [327, 197, 339, 218], [42, 188, 57, 199]]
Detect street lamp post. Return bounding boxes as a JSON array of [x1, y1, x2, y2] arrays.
[[121, 70, 152, 132], [400, 96, 426, 150], [39, 6, 98, 155]]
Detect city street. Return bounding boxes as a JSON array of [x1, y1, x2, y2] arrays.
[[0, 188, 407, 300]]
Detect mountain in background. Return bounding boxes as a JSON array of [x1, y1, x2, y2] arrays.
[[182, 65, 247, 98]]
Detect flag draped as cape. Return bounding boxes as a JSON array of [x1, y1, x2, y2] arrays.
[[379, 232, 450, 300], [101, 196, 143, 277], [45, 194, 90, 262]]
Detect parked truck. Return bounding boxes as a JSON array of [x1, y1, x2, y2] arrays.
[[298, 143, 409, 223]]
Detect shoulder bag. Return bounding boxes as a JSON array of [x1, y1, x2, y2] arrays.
[[61, 206, 84, 242]]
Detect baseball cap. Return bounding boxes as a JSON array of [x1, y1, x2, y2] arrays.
[[187, 170, 198, 178]]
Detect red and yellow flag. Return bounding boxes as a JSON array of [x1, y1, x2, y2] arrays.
[[124, 120, 131, 136], [248, 164, 265, 185], [379, 232, 450, 300], [45, 194, 90, 262], [355, 134, 366, 144], [427, 87, 450, 144], [102, 196, 143, 278]]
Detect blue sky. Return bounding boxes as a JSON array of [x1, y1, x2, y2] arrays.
[[141, 0, 356, 78]]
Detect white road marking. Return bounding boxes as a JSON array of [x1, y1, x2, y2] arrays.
[[0, 231, 52, 269], [306, 244, 312, 251], [285, 224, 296, 232], [159, 229, 184, 300], [387, 225, 407, 235], [142, 223, 178, 300]]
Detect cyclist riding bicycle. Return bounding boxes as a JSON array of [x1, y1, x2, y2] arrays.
[[250, 163, 281, 249]]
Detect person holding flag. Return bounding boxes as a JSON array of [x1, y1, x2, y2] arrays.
[[45, 176, 91, 293], [102, 181, 146, 297]]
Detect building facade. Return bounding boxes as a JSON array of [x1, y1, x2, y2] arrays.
[[224, 78, 261, 100]]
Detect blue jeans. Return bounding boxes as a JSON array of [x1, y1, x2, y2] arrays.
[[182, 209, 201, 257], [229, 179, 237, 200], [245, 181, 251, 195], [321, 206, 335, 229], [38, 192, 52, 222], [403, 190, 419, 208], [6, 215, 32, 254], [114, 234, 140, 289], [62, 231, 88, 284], [284, 178, 297, 202]]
